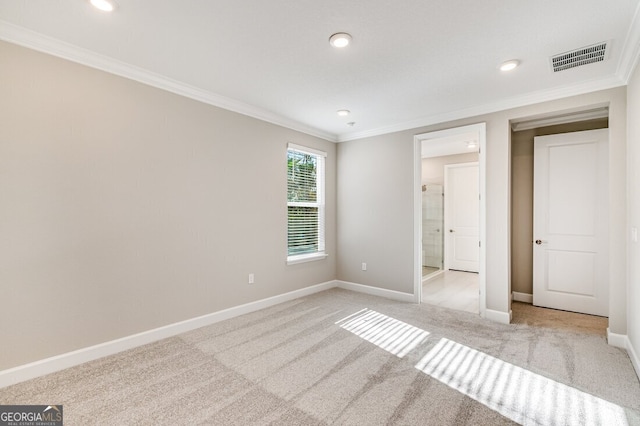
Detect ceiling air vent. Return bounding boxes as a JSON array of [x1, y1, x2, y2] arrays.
[[550, 41, 609, 72]]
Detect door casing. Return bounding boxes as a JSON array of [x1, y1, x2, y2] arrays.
[[414, 123, 486, 318]]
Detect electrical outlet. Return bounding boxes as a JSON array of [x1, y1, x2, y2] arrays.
[[361, 263, 367, 271], [248, 273, 254, 284]]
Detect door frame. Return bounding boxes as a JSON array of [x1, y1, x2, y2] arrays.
[[413, 123, 487, 318]]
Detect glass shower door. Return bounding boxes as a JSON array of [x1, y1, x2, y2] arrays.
[[422, 184, 444, 276]]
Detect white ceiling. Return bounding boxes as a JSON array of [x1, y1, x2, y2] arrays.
[[1, 1, 639, 142]]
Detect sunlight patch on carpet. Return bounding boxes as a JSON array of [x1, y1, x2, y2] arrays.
[[335, 309, 429, 358], [415, 338, 629, 425]]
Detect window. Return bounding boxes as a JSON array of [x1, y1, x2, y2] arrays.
[[287, 143, 326, 264]]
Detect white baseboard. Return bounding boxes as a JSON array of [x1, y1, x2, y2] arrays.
[[627, 337, 640, 381], [485, 308, 512, 324], [336, 280, 415, 303], [607, 328, 640, 381], [512, 292, 533, 304], [0, 280, 337, 389], [607, 328, 627, 349]]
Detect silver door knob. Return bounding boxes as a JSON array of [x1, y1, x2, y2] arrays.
[[449, 229, 455, 233], [535, 239, 547, 245]]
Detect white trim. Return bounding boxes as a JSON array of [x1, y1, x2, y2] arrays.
[[413, 139, 423, 303], [336, 280, 415, 303], [287, 145, 326, 261], [286, 252, 328, 265], [478, 125, 487, 319], [607, 328, 627, 349], [616, 1, 640, 83], [485, 308, 512, 324], [1, 20, 634, 145], [628, 336, 640, 381], [510, 107, 609, 132], [413, 123, 487, 319], [605, 330, 640, 381], [512, 292, 534, 304], [0, 20, 337, 143], [0, 280, 337, 389], [0, 279, 422, 388], [337, 76, 623, 142], [287, 143, 327, 157]]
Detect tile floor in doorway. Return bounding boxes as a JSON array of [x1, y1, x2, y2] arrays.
[[422, 270, 479, 314]]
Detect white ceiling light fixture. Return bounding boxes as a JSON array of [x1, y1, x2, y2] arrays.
[[500, 59, 520, 72], [329, 33, 352, 48], [89, 0, 117, 12], [337, 109, 350, 117]]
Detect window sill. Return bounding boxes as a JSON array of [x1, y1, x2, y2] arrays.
[[287, 252, 328, 265]]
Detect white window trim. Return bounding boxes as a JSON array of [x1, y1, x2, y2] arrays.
[[288, 143, 327, 158], [287, 143, 327, 264], [286, 252, 329, 265]]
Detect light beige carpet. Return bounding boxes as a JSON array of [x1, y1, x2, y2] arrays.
[[511, 301, 608, 335], [1, 289, 638, 425]]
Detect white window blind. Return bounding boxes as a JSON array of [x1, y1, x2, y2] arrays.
[[287, 143, 326, 262]]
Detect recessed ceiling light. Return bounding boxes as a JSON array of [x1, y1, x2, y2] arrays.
[[329, 33, 352, 48], [337, 109, 350, 117], [500, 59, 520, 72], [89, 0, 117, 12]]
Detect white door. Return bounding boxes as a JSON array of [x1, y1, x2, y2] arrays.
[[533, 129, 609, 316], [445, 163, 479, 272]]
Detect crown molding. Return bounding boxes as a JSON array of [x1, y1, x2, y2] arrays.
[[1, 18, 635, 145], [0, 20, 338, 143], [616, 1, 640, 84], [510, 107, 609, 132], [336, 75, 625, 142]]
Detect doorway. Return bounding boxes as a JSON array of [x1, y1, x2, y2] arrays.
[[414, 123, 486, 317], [510, 114, 609, 316], [422, 160, 479, 313]]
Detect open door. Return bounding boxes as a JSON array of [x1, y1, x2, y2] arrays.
[[533, 129, 609, 316]]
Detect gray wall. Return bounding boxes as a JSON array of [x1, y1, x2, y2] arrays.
[[1, 38, 634, 373], [336, 135, 415, 292], [627, 60, 640, 373], [510, 119, 608, 295], [0, 41, 336, 370], [337, 87, 627, 330]]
